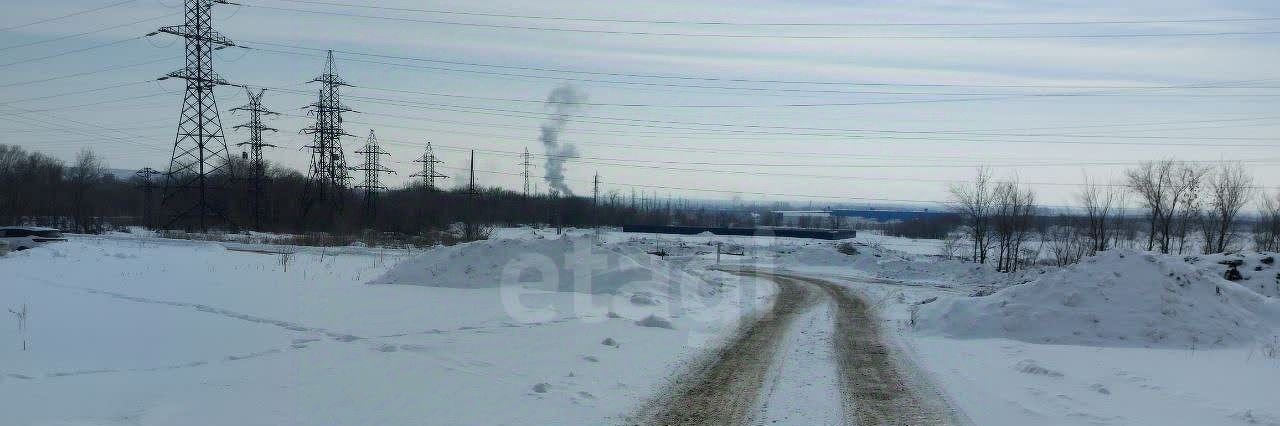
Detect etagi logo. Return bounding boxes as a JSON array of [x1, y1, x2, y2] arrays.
[[497, 235, 776, 347]]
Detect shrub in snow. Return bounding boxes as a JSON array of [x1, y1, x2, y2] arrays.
[[629, 292, 659, 306], [601, 337, 617, 347], [8, 304, 28, 351], [1014, 359, 1063, 377], [635, 314, 674, 329], [532, 383, 550, 393], [914, 250, 1280, 348]]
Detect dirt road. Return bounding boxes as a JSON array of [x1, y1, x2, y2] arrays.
[[639, 269, 959, 425]]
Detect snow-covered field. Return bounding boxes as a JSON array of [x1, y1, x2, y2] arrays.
[[774, 243, 1280, 426], [0, 231, 771, 425], [3, 228, 1278, 425]]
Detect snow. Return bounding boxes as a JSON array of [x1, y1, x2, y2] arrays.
[[0, 234, 772, 425], [5, 227, 1279, 425], [1187, 251, 1280, 298], [771, 240, 1280, 426], [911, 337, 1280, 426], [915, 250, 1280, 348], [371, 236, 713, 299], [755, 297, 845, 425]]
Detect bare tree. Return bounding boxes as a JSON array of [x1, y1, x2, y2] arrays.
[[1167, 164, 1207, 254], [68, 148, 106, 234], [991, 179, 1037, 272], [950, 168, 995, 264], [1046, 221, 1086, 267], [1199, 163, 1254, 254], [1077, 174, 1120, 255], [1125, 160, 1206, 254], [1255, 191, 1280, 252], [1126, 160, 1171, 252]]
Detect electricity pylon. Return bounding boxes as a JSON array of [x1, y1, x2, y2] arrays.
[[411, 141, 447, 190], [592, 171, 600, 207], [149, 0, 237, 232], [350, 129, 395, 220], [520, 147, 532, 196], [300, 50, 354, 226], [135, 167, 163, 229], [230, 87, 278, 230]]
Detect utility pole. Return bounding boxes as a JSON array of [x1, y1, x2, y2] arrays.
[[230, 87, 278, 230], [300, 50, 354, 227], [592, 171, 601, 240], [468, 149, 477, 196], [350, 129, 395, 223], [520, 147, 532, 197], [465, 149, 481, 240], [148, 0, 237, 232], [135, 167, 162, 229], [410, 141, 447, 190]]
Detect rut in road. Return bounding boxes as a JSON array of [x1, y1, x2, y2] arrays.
[[639, 272, 819, 425], [637, 269, 960, 426], [775, 272, 960, 426]]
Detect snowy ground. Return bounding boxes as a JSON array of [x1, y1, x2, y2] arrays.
[[772, 247, 1280, 426], [0, 232, 771, 425], [3, 228, 1277, 425]]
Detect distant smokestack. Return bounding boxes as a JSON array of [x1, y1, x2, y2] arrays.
[[539, 84, 585, 196]]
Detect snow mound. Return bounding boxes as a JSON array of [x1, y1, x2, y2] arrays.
[[370, 236, 715, 301], [1185, 252, 1279, 298], [915, 250, 1280, 348]]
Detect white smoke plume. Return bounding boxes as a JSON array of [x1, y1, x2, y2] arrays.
[[539, 84, 585, 196]]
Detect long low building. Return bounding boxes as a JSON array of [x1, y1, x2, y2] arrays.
[[773, 208, 956, 223], [621, 225, 855, 240]]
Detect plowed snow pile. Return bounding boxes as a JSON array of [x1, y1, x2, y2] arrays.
[[371, 236, 717, 301], [915, 250, 1280, 348]]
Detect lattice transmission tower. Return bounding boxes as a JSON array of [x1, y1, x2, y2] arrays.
[[520, 147, 532, 196], [150, 0, 237, 232], [300, 50, 354, 224], [351, 129, 395, 218], [592, 171, 600, 206], [230, 87, 278, 230], [411, 141, 447, 190], [135, 167, 163, 229]]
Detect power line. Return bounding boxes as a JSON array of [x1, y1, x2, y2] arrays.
[[347, 81, 1280, 110], [0, 12, 178, 52], [424, 143, 1278, 170], [436, 164, 948, 204], [261, 0, 1280, 28], [255, 85, 1280, 146], [0, 56, 171, 88], [245, 41, 1280, 91], [0, 36, 142, 69], [0, 0, 139, 32], [244, 3, 1280, 40]]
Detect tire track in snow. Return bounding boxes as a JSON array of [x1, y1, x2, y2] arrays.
[[770, 271, 964, 426], [637, 271, 820, 425], [636, 269, 963, 425], [17, 274, 364, 341]]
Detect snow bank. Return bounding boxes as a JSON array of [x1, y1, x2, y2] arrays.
[[1185, 252, 1279, 298], [915, 250, 1280, 348], [370, 236, 716, 301]]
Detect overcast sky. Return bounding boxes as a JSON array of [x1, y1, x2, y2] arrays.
[[2, 0, 1278, 208]]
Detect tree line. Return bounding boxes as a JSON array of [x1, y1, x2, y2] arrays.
[[0, 144, 777, 240], [947, 160, 1279, 272]]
